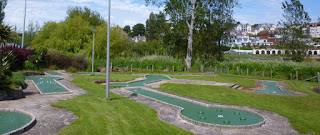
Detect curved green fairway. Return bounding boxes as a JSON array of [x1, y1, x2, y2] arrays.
[[158, 81, 320, 134], [53, 74, 192, 135]]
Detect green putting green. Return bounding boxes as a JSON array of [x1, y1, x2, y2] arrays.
[[130, 88, 264, 126], [111, 75, 170, 87], [256, 82, 295, 95], [25, 76, 69, 94], [0, 111, 32, 134], [46, 72, 63, 75]]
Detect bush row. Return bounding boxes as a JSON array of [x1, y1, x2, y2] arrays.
[[46, 51, 88, 71]]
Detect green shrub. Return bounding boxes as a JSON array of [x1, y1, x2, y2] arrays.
[[12, 72, 25, 89], [24, 61, 36, 70], [0, 72, 12, 90], [46, 52, 88, 71], [67, 67, 78, 73]]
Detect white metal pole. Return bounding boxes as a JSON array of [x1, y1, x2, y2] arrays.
[[92, 27, 95, 75], [106, 0, 111, 99], [21, 0, 27, 48]]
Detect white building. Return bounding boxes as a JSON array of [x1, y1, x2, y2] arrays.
[[252, 23, 280, 35], [235, 23, 252, 34], [253, 49, 320, 56], [306, 22, 320, 38]]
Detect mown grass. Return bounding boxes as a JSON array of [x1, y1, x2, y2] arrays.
[[158, 81, 320, 134], [52, 74, 192, 135], [171, 75, 255, 87]]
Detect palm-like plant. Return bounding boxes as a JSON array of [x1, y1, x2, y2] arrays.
[[0, 24, 11, 46]]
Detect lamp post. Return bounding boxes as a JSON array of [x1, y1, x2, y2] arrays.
[[21, 0, 27, 48], [92, 27, 96, 75], [106, 0, 111, 99]]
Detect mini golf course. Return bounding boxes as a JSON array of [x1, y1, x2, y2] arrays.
[[25, 76, 69, 94], [111, 75, 170, 87], [256, 81, 295, 95], [0, 110, 36, 134], [112, 74, 264, 127], [129, 88, 264, 127]]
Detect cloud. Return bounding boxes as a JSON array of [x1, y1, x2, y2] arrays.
[[3, 0, 162, 31]]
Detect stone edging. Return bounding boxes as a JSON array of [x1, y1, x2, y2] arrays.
[[123, 87, 266, 129], [0, 108, 37, 135]]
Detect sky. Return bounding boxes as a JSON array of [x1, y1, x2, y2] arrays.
[[3, 0, 320, 32]]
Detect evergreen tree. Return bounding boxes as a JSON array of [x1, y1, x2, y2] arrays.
[[131, 23, 145, 37], [123, 25, 131, 34]]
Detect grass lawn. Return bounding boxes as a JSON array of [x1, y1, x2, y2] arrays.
[[158, 81, 320, 134], [52, 74, 191, 135], [171, 75, 255, 87]]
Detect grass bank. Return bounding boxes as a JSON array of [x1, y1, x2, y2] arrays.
[[158, 81, 320, 134], [52, 74, 191, 135]]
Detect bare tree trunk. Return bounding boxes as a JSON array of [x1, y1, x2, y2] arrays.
[[185, 0, 196, 71]]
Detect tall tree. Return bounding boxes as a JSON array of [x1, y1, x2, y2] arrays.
[[0, 0, 7, 24], [279, 0, 311, 62], [24, 21, 40, 47], [146, 12, 167, 41], [146, 0, 239, 70], [208, 0, 237, 61], [131, 23, 145, 37], [123, 25, 131, 34]]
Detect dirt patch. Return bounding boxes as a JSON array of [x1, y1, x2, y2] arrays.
[[94, 80, 118, 85], [312, 87, 320, 94]]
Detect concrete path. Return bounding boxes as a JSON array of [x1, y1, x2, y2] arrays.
[[0, 71, 86, 135]]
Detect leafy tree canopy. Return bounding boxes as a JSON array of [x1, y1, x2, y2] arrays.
[[32, 7, 129, 58], [66, 6, 105, 27], [146, 12, 167, 41]]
